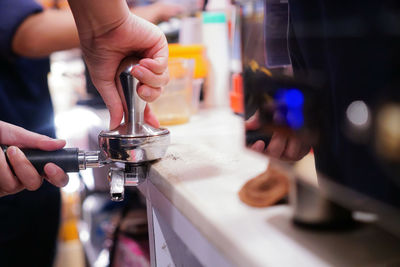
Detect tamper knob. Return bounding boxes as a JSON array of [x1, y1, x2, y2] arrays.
[[118, 59, 145, 133]]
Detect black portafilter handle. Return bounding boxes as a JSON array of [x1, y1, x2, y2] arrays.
[[1, 146, 81, 174]]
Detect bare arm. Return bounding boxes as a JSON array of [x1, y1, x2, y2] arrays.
[[67, 0, 130, 40], [12, 9, 79, 58], [11, 2, 181, 59]]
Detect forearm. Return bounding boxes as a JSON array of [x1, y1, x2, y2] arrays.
[[12, 9, 79, 58], [67, 0, 130, 40]]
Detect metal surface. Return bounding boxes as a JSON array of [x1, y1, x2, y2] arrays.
[[98, 57, 170, 201], [290, 178, 354, 228], [78, 150, 107, 170], [98, 57, 170, 164], [108, 163, 148, 201], [108, 167, 125, 201], [98, 133, 170, 163]]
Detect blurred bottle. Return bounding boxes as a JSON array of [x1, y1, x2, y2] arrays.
[[205, 0, 230, 12], [229, 5, 243, 115], [202, 12, 230, 107], [179, 15, 203, 45], [230, 73, 244, 115]]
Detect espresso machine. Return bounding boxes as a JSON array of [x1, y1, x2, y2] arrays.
[[2, 58, 170, 202], [235, 0, 400, 236]]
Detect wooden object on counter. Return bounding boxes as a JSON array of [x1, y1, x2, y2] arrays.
[[239, 166, 289, 207]]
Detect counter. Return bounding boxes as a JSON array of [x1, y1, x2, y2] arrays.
[[135, 108, 400, 267]]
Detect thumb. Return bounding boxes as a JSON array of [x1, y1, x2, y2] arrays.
[[144, 105, 160, 128], [94, 80, 124, 130]]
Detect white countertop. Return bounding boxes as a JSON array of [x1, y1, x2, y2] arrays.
[[63, 105, 400, 266], [143, 108, 400, 267]]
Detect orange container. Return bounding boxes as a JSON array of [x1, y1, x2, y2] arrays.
[[230, 73, 244, 114], [168, 44, 208, 79]]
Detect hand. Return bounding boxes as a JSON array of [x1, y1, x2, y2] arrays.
[[250, 132, 311, 161], [68, 0, 169, 129], [0, 121, 69, 197], [82, 14, 169, 129], [132, 3, 183, 24], [246, 112, 310, 161]]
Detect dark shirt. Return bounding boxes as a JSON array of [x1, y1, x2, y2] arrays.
[[0, 1, 60, 266], [288, 0, 400, 207], [0, 0, 55, 137]]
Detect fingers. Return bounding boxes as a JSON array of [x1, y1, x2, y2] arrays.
[[0, 121, 66, 150], [44, 163, 69, 187], [282, 136, 302, 161], [95, 80, 124, 129], [137, 84, 163, 102], [144, 105, 160, 128], [36, 139, 66, 151], [264, 132, 310, 161], [245, 112, 260, 130], [139, 58, 168, 75], [265, 132, 288, 159], [0, 148, 23, 196], [132, 64, 168, 102], [250, 140, 265, 153], [6, 146, 43, 191], [132, 65, 169, 88], [0, 147, 70, 196], [99, 60, 167, 129]]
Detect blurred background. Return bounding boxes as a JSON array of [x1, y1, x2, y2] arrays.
[[19, 0, 400, 266]]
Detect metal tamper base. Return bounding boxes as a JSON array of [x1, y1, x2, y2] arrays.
[[98, 123, 170, 164], [98, 57, 170, 201]]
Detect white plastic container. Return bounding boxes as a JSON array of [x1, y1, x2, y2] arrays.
[[179, 16, 203, 45], [202, 12, 230, 107], [206, 0, 230, 11]]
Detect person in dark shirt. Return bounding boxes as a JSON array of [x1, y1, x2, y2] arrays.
[[0, 1, 71, 266]]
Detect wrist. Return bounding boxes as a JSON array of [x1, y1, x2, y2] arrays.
[[68, 0, 130, 39]]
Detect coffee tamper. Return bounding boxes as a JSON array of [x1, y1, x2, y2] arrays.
[[98, 57, 170, 201], [1, 58, 170, 202]]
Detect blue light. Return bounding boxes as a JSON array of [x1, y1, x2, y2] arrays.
[[284, 89, 304, 109], [274, 88, 305, 130], [274, 89, 286, 104], [286, 109, 304, 130]]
